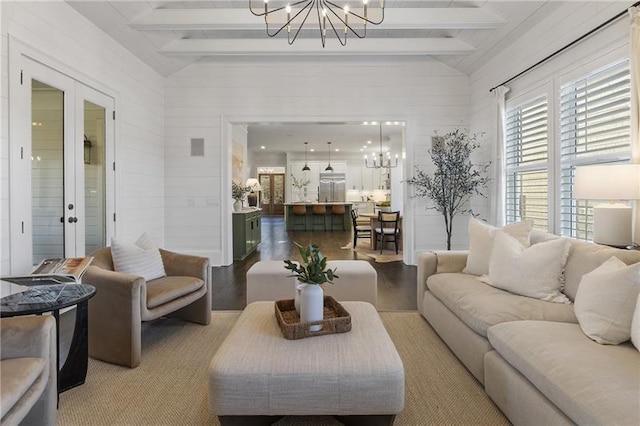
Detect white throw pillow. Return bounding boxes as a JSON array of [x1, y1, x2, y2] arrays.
[[574, 256, 640, 345], [631, 293, 640, 352], [464, 218, 534, 276], [111, 232, 166, 281], [481, 231, 571, 303]]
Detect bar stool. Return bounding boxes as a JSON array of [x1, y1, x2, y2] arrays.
[[311, 204, 327, 231], [330, 204, 346, 230], [292, 204, 307, 230]]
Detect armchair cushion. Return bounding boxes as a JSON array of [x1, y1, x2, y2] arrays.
[[146, 276, 205, 309], [0, 358, 46, 415], [111, 232, 166, 281]]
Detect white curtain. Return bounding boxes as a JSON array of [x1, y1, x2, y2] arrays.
[[630, 7, 640, 245], [489, 85, 510, 226]]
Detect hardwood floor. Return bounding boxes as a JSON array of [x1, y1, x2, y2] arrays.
[[212, 216, 417, 311]]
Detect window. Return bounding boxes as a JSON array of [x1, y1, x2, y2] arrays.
[[559, 60, 631, 240], [505, 96, 549, 229]]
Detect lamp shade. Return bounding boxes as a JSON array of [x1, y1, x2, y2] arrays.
[[245, 178, 261, 192], [574, 164, 640, 200]]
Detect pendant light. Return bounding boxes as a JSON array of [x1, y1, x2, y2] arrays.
[[302, 142, 311, 171], [325, 141, 334, 171]]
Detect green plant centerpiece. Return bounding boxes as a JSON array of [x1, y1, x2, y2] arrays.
[[284, 243, 338, 331], [406, 129, 490, 250], [284, 242, 338, 284], [231, 181, 249, 203]]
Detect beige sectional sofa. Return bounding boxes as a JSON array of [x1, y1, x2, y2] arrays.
[[417, 230, 640, 425]]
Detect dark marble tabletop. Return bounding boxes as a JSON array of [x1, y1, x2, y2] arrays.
[[0, 284, 96, 317]]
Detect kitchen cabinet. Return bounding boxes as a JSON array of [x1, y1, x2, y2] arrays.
[[233, 210, 262, 261]]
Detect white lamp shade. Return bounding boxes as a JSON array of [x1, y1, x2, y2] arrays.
[[245, 178, 261, 191], [574, 164, 640, 200]]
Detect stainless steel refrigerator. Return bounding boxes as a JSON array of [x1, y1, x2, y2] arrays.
[[319, 173, 346, 202]]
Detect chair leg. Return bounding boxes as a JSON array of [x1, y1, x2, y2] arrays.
[[353, 231, 357, 247], [379, 234, 383, 254], [395, 236, 398, 254]]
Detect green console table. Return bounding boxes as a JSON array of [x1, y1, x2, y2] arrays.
[[233, 210, 262, 261]]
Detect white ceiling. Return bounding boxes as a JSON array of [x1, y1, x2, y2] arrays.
[[64, 1, 627, 156], [66, 0, 561, 78]]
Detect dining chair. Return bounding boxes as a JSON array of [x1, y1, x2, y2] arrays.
[[376, 211, 400, 254], [351, 209, 372, 247]]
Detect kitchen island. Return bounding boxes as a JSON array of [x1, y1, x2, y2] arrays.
[[284, 203, 353, 231]]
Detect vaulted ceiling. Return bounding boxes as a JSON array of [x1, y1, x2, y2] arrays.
[[67, 0, 564, 77]]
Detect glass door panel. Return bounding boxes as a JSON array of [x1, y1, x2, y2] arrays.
[[31, 80, 65, 264], [272, 174, 285, 216], [83, 100, 106, 254]]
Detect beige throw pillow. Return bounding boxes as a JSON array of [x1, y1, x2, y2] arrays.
[[111, 232, 166, 281], [481, 231, 571, 303], [631, 293, 640, 352], [574, 256, 640, 345], [464, 218, 534, 276]]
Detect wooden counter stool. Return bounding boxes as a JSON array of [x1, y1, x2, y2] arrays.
[[330, 204, 346, 230], [292, 204, 308, 230], [311, 204, 327, 231]]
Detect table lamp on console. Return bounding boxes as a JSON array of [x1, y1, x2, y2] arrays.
[[574, 163, 640, 248], [245, 178, 262, 208]]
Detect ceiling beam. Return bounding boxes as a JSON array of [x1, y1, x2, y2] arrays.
[[130, 8, 505, 31], [158, 38, 476, 56]]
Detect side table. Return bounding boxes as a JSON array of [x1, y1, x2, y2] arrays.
[[0, 284, 96, 396]]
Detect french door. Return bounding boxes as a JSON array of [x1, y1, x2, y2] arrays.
[[10, 56, 115, 274], [258, 174, 285, 216]]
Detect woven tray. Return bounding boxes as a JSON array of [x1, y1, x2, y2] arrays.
[[274, 296, 351, 340]]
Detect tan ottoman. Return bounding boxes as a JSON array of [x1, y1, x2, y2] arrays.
[[209, 301, 404, 425], [246, 260, 377, 307]]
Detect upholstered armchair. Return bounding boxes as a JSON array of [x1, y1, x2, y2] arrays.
[[83, 247, 211, 368], [1, 316, 57, 426]]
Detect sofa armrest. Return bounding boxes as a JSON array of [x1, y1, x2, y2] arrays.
[[160, 249, 209, 282], [416, 250, 469, 313], [0, 316, 55, 360]]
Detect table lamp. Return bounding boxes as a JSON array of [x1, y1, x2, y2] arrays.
[[574, 163, 640, 247], [245, 178, 262, 207]]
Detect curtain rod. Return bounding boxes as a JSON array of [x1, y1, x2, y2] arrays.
[[489, 1, 640, 93]]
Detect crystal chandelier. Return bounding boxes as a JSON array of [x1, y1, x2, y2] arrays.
[[249, 0, 385, 47], [365, 124, 398, 169]]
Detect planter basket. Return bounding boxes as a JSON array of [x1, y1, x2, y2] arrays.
[[274, 296, 351, 340]]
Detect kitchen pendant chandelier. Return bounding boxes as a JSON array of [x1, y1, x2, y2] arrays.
[[325, 141, 334, 171], [302, 142, 311, 171], [365, 124, 398, 169], [249, 0, 385, 47]]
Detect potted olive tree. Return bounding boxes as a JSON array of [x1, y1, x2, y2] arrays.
[[406, 129, 490, 250], [284, 243, 338, 331]]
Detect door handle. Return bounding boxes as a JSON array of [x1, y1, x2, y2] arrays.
[[68, 217, 78, 223]]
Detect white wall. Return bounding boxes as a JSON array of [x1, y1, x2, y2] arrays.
[[165, 57, 471, 265], [469, 2, 633, 232], [0, 1, 165, 273]]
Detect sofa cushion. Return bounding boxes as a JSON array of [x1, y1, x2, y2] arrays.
[[426, 273, 576, 337], [464, 218, 533, 276], [632, 293, 640, 351], [487, 321, 640, 426], [145, 276, 204, 309], [0, 357, 46, 416], [575, 256, 640, 344], [481, 232, 571, 304], [564, 240, 640, 301]]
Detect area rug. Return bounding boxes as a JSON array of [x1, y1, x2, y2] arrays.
[[340, 241, 403, 263], [58, 311, 508, 425]]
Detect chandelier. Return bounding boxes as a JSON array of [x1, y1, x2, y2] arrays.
[[249, 0, 386, 47], [365, 124, 398, 169]]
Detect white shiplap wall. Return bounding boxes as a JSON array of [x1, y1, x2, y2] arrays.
[[0, 1, 165, 273], [469, 2, 632, 231], [165, 57, 471, 265]]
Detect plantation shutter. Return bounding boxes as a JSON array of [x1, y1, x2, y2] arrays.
[[505, 96, 549, 229], [559, 60, 631, 240]]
